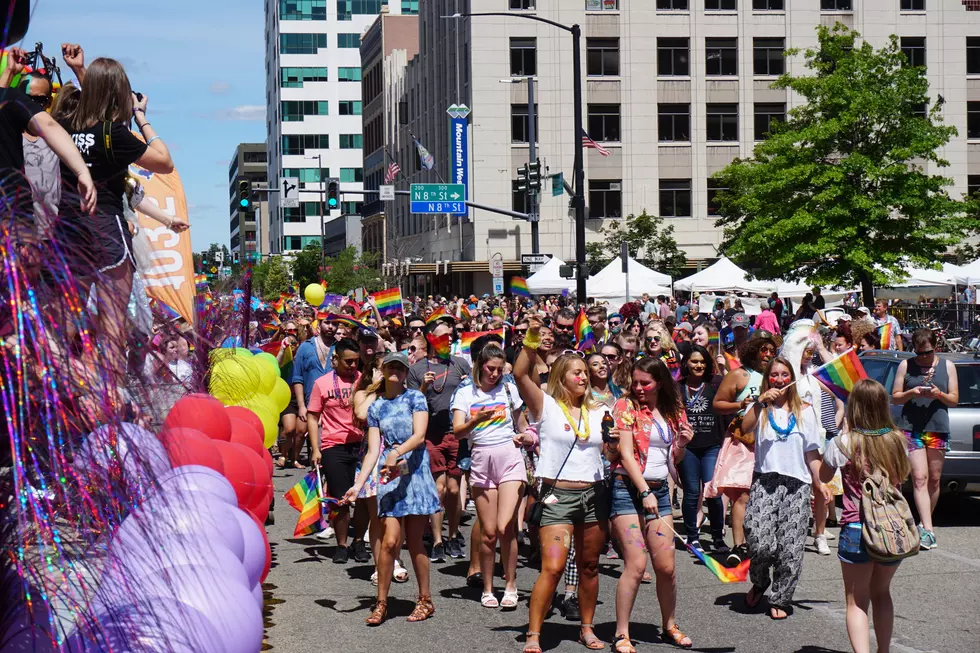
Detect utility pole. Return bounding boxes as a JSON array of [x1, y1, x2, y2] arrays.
[[527, 75, 539, 254], [572, 24, 586, 302]]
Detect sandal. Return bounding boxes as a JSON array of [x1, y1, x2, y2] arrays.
[[407, 595, 435, 622], [466, 572, 483, 588], [744, 584, 766, 610], [661, 623, 693, 649], [500, 589, 519, 610], [613, 634, 636, 653], [578, 625, 605, 650], [523, 631, 542, 653], [366, 600, 387, 626], [393, 560, 409, 583], [371, 570, 378, 586], [641, 571, 652, 584], [769, 606, 788, 620], [481, 592, 499, 608]]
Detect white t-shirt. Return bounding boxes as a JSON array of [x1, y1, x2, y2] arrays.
[[754, 405, 822, 483], [451, 381, 523, 448], [642, 415, 672, 481], [533, 394, 605, 483], [796, 375, 826, 440]]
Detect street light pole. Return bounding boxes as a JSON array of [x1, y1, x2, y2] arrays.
[[307, 153, 326, 275], [526, 75, 539, 254]]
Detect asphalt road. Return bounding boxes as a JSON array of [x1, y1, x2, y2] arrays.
[[262, 468, 980, 653]]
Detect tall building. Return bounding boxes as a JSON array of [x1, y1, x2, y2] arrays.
[[228, 143, 269, 262], [380, 0, 980, 297], [263, 0, 419, 257]]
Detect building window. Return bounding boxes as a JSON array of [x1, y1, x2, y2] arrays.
[[511, 104, 539, 143], [512, 180, 528, 214], [336, 0, 382, 20], [660, 179, 691, 218], [901, 0, 924, 9], [244, 151, 267, 163], [280, 100, 328, 121], [901, 37, 926, 68], [969, 102, 980, 139], [339, 134, 363, 149], [282, 168, 326, 183], [706, 104, 738, 142], [589, 180, 622, 218], [340, 167, 363, 183], [705, 0, 737, 10], [281, 134, 329, 155], [509, 0, 535, 9], [337, 33, 360, 48], [969, 175, 980, 198], [657, 0, 688, 9], [753, 0, 783, 8], [338, 100, 362, 115], [338, 67, 362, 82], [658, 38, 690, 77], [283, 203, 319, 222], [754, 102, 786, 140], [280, 67, 328, 88], [706, 38, 738, 76], [707, 179, 727, 216], [970, 38, 980, 75], [280, 0, 326, 20], [820, 0, 851, 10], [510, 37, 537, 76], [753, 37, 785, 76], [587, 38, 620, 76], [280, 33, 327, 54], [658, 103, 691, 142], [341, 201, 363, 214], [401, 0, 419, 14], [587, 104, 621, 142], [585, 0, 619, 9], [910, 102, 927, 119]]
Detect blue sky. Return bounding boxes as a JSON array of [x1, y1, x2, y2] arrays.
[[27, 0, 267, 250]]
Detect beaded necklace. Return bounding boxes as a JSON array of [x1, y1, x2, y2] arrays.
[[557, 401, 590, 441], [852, 426, 892, 436], [650, 414, 673, 445], [767, 408, 798, 441]]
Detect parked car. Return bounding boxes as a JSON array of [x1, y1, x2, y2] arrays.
[[859, 350, 980, 495]]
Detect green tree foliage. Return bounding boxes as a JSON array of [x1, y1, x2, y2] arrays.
[[323, 247, 383, 295], [261, 256, 291, 299], [585, 210, 687, 278], [714, 24, 980, 304], [290, 244, 323, 290]]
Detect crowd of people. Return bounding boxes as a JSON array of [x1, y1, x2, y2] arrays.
[[262, 288, 953, 653]]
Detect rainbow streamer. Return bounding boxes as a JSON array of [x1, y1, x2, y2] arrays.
[[427, 332, 452, 360], [510, 276, 531, 298], [371, 287, 403, 317], [685, 540, 751, 583], [459, 329, 506, 356], [811, 348, 868, 401], [426, 305, 450, 325], [574, 308, 596, 352], [878, 323, 892, 350], [284, 471, 319, 512]]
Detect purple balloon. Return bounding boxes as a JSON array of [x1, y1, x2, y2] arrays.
[[156, 465, 238, 505], [251, 583, 264, 612], [0, 596, 56, 653], [76, 423, 172, 490], [229, 505, 266, 587]]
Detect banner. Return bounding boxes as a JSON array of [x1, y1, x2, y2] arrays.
[[449, 116, 468, 219]]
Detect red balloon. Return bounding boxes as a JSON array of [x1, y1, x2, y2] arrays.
[[250, 487, 272, 524], [247, 509, 272, 583], [215, 441, 257, 509], [261, 448, 274, 476], [226, 406, 265, 444], [246, 448, 272, 514], [229, 418, 264, 457], [159, 427, 224, 474], [165, 394, 232, 442]]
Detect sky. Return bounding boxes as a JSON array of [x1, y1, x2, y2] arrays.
[[26, 0, 267, 250]]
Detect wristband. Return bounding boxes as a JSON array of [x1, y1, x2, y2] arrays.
[[523, 329, 542, 350], [139, 122, 151, 130], [639, 489, 653, 499], [146, 136, 160, 145]]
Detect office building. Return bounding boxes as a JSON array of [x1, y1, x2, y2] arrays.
[[228, 143, 269, 262]]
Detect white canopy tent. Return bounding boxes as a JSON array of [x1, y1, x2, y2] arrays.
[[876, 262, 965, 300], [586, 257, 671, 306], [525, 257, 575, 295], [952, 258, 980, 285], [675, 256, 850, 301]]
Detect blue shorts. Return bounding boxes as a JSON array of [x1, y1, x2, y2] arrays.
[[610, 476, 672, 519], [838, 523, 901, 566]]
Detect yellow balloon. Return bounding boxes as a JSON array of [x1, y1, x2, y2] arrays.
[[240, 394, 278, 447], [271, 377, 291, 413], [210, 357, 259, 405], [253, 353, 279, 395], [304, 283, 325, 307]]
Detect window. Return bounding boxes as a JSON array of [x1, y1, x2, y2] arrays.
[[336, 0, 382, 20], [401, 0, 419, 14], [660, 179, 691, 218], [283, 202, 320, 222], [901, 37, 926, 68], [511, 104, 539, 143], [281, 134, 329, 155], [587, 38, 620, 76], [587, 104, 621, 142], [585, 0, 619, 9], [340, 167, 363, 183], [280, 33, 327, 54], [971, 38, 980, 75], [280, 100, 328, 121], [658, 103, 691, 142], [339, 134, 363, 149], [754, 102, 786, 140], [969, 102, 980, 139], [969, 175, 980, 198], [280, 0, 326, 20], [280, 67, 328, 88], [706, 38, 737, 76], [510, 37, 537, 76], [753, 0, 783, 8], [244, 151, 266, 163], [509, 0, 535, 8], [820, 0, 851, 10], [512, 180, 528, 214], [589, 180, 622, 218], [338, 100, 363, 115], [657, 0, 688, 8], [707, 179, 727, 216], [754, 37, 785, 76], [705, 0, 737, 10], [707, 104, 738, 142], [901, 0, 925, 9], [658, 38, 690, 77], [337, 33, 360, 48], [282, 168, 326, 183], [910, 102, 927, 119], [338, 67, 362, 81]]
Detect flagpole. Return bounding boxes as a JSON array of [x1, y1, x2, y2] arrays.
[[313, 462, 326, 527]]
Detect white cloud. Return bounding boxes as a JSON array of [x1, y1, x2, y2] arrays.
[[209, 105, 265, 122], [210, 81, 232, 95]]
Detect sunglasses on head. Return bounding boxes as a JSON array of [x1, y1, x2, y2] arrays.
[[561, 349, 586, 359]]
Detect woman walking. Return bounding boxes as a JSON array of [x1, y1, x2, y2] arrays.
[[608, 357, 695, 652], [891, 328, 958, 550]]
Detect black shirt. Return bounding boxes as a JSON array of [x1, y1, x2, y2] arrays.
[[407, 356, 472, 439], [813, 295, 826, 310], [58, 121, 147, 217], [683, 375, 725, 449], [0, 88, 43, 210]]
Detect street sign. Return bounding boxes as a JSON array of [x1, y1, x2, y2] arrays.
[[552, 172, 564, 197], [493, 277, 504, 296], [209, 266, 218, 274], [489, 259, 504, 277], [448, 108, 469, 219], [521, 254, 552, 266], [410, 183, 467, 215], [281, 177, 299, 208], [379, 184, 395, 201]]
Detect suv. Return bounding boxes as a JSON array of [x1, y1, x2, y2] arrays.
[[859, 350, 980, 495]]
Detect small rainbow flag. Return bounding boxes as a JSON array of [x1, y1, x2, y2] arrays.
[[574, 308, 596, 352], [686, 540, 751, 583], [290, 282, 300, 296], [460, 305, 472, 321], [194, 274, 208, 292], [723, 351, 741, 370], [811, 348, 868, 401], [708, 332, 720, 348], [272, 297, 285, 314], [459, 329, 506, 356], [371, 287, 403, 317], [878, 323, 892, 350], [284, 471, 319, 512], [323, 313, 378, 336], [510, 276, 531, 298], [426, 305, 451, 325], [427, 332, 452, 360]]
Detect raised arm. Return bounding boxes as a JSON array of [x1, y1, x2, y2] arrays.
[[28, 112, 96, 214], [513, 315, 545, 420], [131, 94, 174, 173]]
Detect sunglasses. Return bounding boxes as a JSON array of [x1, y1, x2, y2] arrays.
[[553, 323, 574, 331], [285, 329, 298, 334], [28, 94, 51, 109], [514, 328, 528, 334], [602, 353, 621, 361], [608, 321, 621, 327], [646, 336, 661, 343], [915, 349, 934, 356], [561, 349, 586, 359], [409, 325, 425, 331]]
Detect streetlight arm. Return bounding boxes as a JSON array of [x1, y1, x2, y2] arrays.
[[443, 12, 573, 33]]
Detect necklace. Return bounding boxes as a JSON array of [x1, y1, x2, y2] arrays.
[[650, 412, 673, 444], [557, 401, 590, 441], [684, 381, 705, 410], [767, 408, 798, 441], [426, 359, 448, 393], [852, 426, 892, 436], [332, 371, 352, 408]]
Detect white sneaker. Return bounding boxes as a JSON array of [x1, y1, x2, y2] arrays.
[[824, 530, 836, 541], [316, 525, 336, 541], [814, 534, 831, 556]]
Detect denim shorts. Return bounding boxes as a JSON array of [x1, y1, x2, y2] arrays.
[[838, 523, 901, 566], [609, 476, 672, 519]]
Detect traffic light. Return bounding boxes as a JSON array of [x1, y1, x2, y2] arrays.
[[233, 251, 240, 265], [326, 178, 340, 212], [201, 257, 208, 272], [528, 159, 542, 192], [517, 164, 529, 192], [236, 176, 253, 212]]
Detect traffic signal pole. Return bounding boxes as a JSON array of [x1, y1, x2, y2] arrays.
[[527, 75, 539, 255]]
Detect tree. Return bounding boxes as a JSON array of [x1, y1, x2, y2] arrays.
[[714, 24, 980, 305], [290, 244, 323, 290], [262, 255, 291, 299], [585, 210, 687, 278], [323, 247, 383, 295]]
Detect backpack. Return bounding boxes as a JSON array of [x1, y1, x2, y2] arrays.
[[860, 469, 919, 562]]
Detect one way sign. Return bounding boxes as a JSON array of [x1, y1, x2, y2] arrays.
[[281, 177, 299, 208]]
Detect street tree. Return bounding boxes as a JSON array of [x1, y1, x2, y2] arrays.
[[713, 24, 980, 304], [290, 244, 323, 290], [262, 255, 291, 299], [585, 210, 687, 278], [322, 247, 383, 295]]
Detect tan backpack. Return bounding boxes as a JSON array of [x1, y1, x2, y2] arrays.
[[860, 469, 919, 562]]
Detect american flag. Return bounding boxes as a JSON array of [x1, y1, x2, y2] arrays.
[[581, 129, 611, 157], [384, 160, 401, 184]]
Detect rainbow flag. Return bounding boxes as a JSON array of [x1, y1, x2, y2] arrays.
[[290, 283, 300, 296], [194, 274, 208, 292], [323, 313, 378, 336], [811, 348, 868, 401], [284, 471, 319, 512], [686, 540, 751, 583], [272, 297, 285, 314], [371, 287, 403, 317], [574, 308, 596, 352], [724, 351, 741, 370], [427, 332, 452, 360], [510, 276, 531, 298], [460, 305, 472, 321], [708, 332, 720, 348], [459, 329, 506, 356], [426, 305, 450, 325], [878, 323, 892, 350]]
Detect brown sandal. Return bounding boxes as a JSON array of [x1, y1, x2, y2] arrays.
[[578, 625, 604, 650], [366, 600, 387, 626], [407, 595, 434, 622], [661, 623, 692, 649]]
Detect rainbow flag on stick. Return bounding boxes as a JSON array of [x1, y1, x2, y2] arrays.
[[659, 517, 750, 583], [708, 332, 720, 348], [323, 313, 378, 336], [811, 348, 868, 401], [459, 329, 506, 356], [427, 332, 452, 360], [284, 471, 319, 512], [878, 323, 893, 350], [510, 276, 531, 298], [371, 287, 403, 317], [194, 274, 208, 292], [426, 305, 451, 325], [574, 308, 596, 352]]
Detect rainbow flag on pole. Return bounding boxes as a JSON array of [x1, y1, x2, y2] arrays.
[[510, 276, 531, 298], [878, 323, 893, 350], [811, 348, 868, 401], [708, 332, 720, 348], [371, 287, 403, 317], [686, 539, 751, 583], [426, 305, 450, 325], [574, 309, 596, 352], [459, 329, 506, 356], [284, 471, 319, 512]]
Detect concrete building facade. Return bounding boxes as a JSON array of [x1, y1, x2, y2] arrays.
[[228, 143, 269, 262]]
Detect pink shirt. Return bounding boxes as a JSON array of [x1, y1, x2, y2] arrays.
[[754, 309, 780, 334], [307, 371, 361, 448]]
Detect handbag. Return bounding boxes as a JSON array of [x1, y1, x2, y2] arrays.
[[526, 409, 581, 527]]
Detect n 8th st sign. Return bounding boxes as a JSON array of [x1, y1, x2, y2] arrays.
[[410, 183, 467, 215]]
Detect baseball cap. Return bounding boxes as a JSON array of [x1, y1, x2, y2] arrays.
[[382, 351, 410, 368], [856, 306, 871, 316], [677, 322, 693, 333], [731, 313, 751, 329]]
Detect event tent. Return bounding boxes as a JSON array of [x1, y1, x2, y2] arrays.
[[586, 257, 671, 305], [876, 262, 966, 300], [674, 256, 850, 301], [952, 258, 980, 285], [525, 257, 575, 295]]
